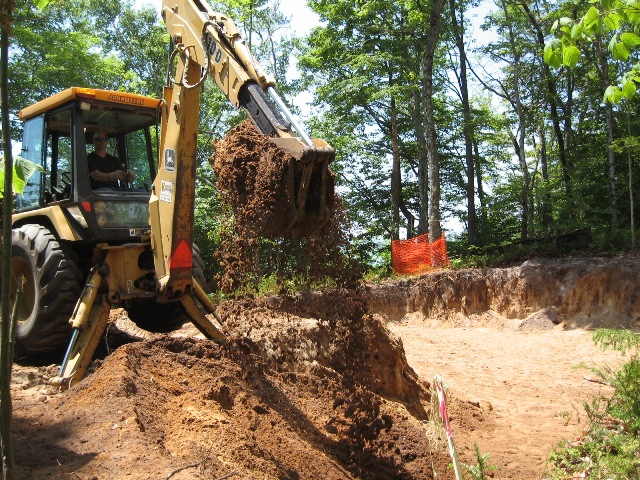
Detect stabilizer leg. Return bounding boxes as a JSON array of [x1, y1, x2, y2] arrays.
[[51, 269, 111, 390], [180, 277, 226, 342]]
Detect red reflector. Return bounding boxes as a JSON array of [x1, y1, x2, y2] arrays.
[[169, 240, 192, 269], [82, 201, 92, 212]]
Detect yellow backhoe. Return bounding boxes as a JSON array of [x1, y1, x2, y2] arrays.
[[9, 0, 334, 388]]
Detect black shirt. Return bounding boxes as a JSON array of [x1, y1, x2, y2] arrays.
[[88, 151, 121, 190]]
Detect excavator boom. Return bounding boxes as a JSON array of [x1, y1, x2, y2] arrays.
[[153, 0, 335, 299], [162, 0, 329, 149]]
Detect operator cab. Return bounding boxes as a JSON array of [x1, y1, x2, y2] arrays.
[[15, 88, 163, 243]]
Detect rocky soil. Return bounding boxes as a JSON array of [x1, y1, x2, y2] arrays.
[[10, 256, 638, 479]]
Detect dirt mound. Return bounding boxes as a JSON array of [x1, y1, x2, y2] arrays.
[[10, 257, 638, 479], [218, 289, 426, 409], [12, 288, 454, 480]]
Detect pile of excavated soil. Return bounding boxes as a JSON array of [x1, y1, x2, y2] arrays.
[[11, 287, 455, 480], [10, 256, 638, 479]]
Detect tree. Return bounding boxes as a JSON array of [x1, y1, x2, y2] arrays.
[[474, 0, 533, 240], [2, 0, 56, 475], [543, 1, 640, 236], [448, 0, 478, 244], [298, 0, 456, 255], [520, 1, 574, 200], [8, 0, 171, 136], [1, 0, 18, 473], [422, 0, 447, 242]]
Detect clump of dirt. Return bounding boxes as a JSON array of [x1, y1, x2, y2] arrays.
[[212, 119, 295, 237], [12, 287, 454, 480], [211, 120, 358, 293]]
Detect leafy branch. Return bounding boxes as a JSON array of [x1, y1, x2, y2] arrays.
[[0, 155, 43, 198], [544, 1, 640, 103]]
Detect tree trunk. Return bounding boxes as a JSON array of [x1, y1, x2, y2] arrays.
[[519, 1, 573, 205], [422, 0, 446, 241], [390, 95, 415, 237], [449, 0, 477, 244], [473, 139, 486, 226], [627, 111, 636, 250], [508, 127, 530, 239], [390, 93, 401, 240], [502, 0, 529, 240], [412, 90, 429, 235], [595, 38, 618, 233], [537, 125, 552, 233], [1, 17, 16, 480]]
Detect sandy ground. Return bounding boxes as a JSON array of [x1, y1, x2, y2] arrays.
[[389, 320, 624, 479], [10, 314, 625, 480]]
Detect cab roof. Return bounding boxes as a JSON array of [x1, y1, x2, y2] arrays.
[[19, 87, 163, 121]]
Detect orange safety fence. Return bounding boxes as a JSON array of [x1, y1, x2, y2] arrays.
[[391, 233, 450, 275]]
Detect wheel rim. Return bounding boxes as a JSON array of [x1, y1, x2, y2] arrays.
[[10, 256, 36, 324]]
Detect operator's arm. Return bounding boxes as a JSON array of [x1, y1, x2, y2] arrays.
[[89, 169, 127, 183], [88, 154, 135, 184]]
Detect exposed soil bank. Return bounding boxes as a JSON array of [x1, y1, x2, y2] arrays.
[[365, 256, 640, 330]]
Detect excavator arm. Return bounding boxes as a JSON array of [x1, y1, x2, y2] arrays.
[[151, 0, 335, 300], [162, 0, 328, 150]]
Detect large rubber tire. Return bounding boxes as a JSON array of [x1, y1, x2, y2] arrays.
[[124, 243, 207, 331], [10, 224, 82, 354]]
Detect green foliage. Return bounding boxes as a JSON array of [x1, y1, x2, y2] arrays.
[[298, 0, 458, 260], [545, 1, 640, 102], [253, 272, 330, 296], [592, 329, 640, 434], [548, 425, 640, 479], [547, 328, 640, 478], [0, 156, 43, 198], [605, 358, 640, 434], [34, 0, 54, 8], [9, 0, 170, 138], [593, 328, 640, 356], [461, 442, 498, 480]]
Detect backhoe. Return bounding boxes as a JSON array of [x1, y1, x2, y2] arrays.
[[8, 0, 334, 388]]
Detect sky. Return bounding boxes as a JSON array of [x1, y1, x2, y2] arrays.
[[135, 0, 320, 36]]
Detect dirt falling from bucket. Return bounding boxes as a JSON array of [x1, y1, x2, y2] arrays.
[[211, 120, 359, 294]]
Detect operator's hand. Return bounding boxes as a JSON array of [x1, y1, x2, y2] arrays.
[[126, 170, 136, 182], [109, 170, 128, 182]]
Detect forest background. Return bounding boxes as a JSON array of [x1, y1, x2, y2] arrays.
[[6, 0, 640, 283]]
